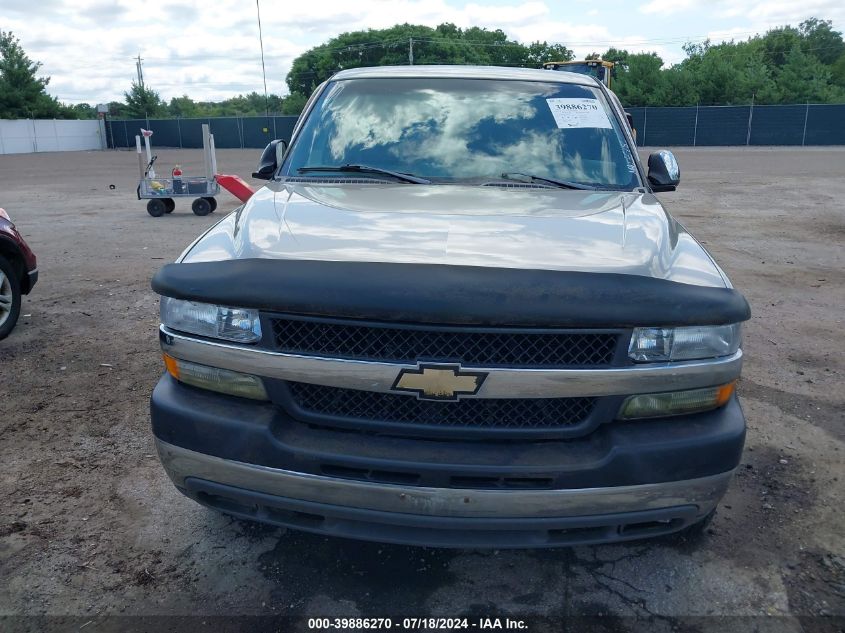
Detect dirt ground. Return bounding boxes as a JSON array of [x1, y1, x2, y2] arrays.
[[0, 147, 843, 630]]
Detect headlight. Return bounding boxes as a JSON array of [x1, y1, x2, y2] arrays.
[[160, 297, 261, 343], [163, 354, 268, 400], [628, 324, 741, 362], [618, 382, 735, 420]]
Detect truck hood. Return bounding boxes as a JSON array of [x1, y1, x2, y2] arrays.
[[182, 182, 727, 288]]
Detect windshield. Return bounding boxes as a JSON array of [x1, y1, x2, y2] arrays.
[[283, 77, 639, 189]]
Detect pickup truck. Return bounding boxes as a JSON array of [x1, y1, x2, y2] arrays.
[[150, 66, 750, 548]]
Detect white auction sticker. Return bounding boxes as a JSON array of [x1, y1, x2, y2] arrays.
[[546, 98, 612, 129]]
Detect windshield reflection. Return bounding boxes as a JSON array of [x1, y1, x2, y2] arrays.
[[284, 78, 638, 189]]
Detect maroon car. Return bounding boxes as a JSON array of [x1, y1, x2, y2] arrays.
[[0, 208, 37, 340]]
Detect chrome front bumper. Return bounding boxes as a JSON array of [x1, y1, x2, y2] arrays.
[[157, 439, 734, 547]]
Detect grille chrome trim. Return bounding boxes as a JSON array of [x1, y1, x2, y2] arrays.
[[160, 327, 743, 399]]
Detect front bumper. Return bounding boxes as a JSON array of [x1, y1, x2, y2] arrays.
[[158, 438, 732, 548], [151, 376, 745, 547]]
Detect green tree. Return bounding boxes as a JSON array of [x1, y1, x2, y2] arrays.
[[655, 67, 698, 105], [168, 95, 199, 117], [280, 92, 307, 115], [603, 48, 630, 67], [758, 26, 802, 68], [775, 45, 842, 103], [675, 40, 776, 104], [677, 41, 733, 104], [287, 24, 437, 94], [523, 41, 573, 66], [600, 48, 630, 85], [612, 53, 665, 106], [0, 30, 67, 118], [108, 100, 128, 118], [124, 81, 165, 119], [831, 52, 845, 87], [286, 23, 573, 96], [799, 18, 845, 65], [65, 102, 96, 119]]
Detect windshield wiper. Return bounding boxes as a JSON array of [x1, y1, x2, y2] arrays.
[[499, 172, 596, 190], [298, 164, 431, 184]]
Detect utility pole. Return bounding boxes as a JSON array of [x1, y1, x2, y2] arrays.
[[135, 53, 145, 88], [256, 0, 271, 120], [409, 38, 414, 65]]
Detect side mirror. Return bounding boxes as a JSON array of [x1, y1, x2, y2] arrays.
[[647, 150, 680, 192], [252, 139, 288, 180]]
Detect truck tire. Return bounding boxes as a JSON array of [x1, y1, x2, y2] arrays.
[[147, 199, 167, 217], [164, 198, 176, 213], [0, 255, 22, 340], [192, 198, 212, 216]]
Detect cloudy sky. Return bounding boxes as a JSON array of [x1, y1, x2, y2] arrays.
[[3, 0, 844, 105]]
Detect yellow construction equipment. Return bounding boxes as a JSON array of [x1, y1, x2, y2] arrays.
[[542, 60, 615, 89]]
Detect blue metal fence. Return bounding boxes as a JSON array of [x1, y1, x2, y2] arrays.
[[625, 103, 845, 146], [105, 116, 299, 149], [106, 104, 845, 149]]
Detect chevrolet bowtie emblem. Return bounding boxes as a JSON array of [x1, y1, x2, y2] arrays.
[[392, 364, 488, 401]]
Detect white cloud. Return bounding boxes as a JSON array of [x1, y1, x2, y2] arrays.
[[639, 0, 697, 16], [508, 19, 613, 47], [716, 0, 844, 23], [705, 26, 763, 43]]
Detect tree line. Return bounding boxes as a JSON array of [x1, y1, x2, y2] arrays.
[[605, 18, 845, 106], [2, 19, 844, 122]]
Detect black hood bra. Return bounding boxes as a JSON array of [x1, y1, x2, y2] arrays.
[[153, 259, 750, 328]]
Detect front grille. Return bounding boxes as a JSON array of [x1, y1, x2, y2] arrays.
[[287, 381, 597, 434], [271, 317, 619, 367]]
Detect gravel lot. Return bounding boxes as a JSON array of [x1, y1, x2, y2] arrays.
[[0, 147, 843, 630]]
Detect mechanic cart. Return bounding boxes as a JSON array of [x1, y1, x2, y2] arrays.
[[136, 124, 220, 217]]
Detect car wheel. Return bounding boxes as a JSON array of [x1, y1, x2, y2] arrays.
[[192, 198, 212, 216], [0, 255, 22, 340], [203, 197, 217, 212], [147, 199, 167, 217], [164, 198, 176, 213]]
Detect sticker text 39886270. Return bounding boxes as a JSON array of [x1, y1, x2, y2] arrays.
[[546, 98, 612, 129]]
